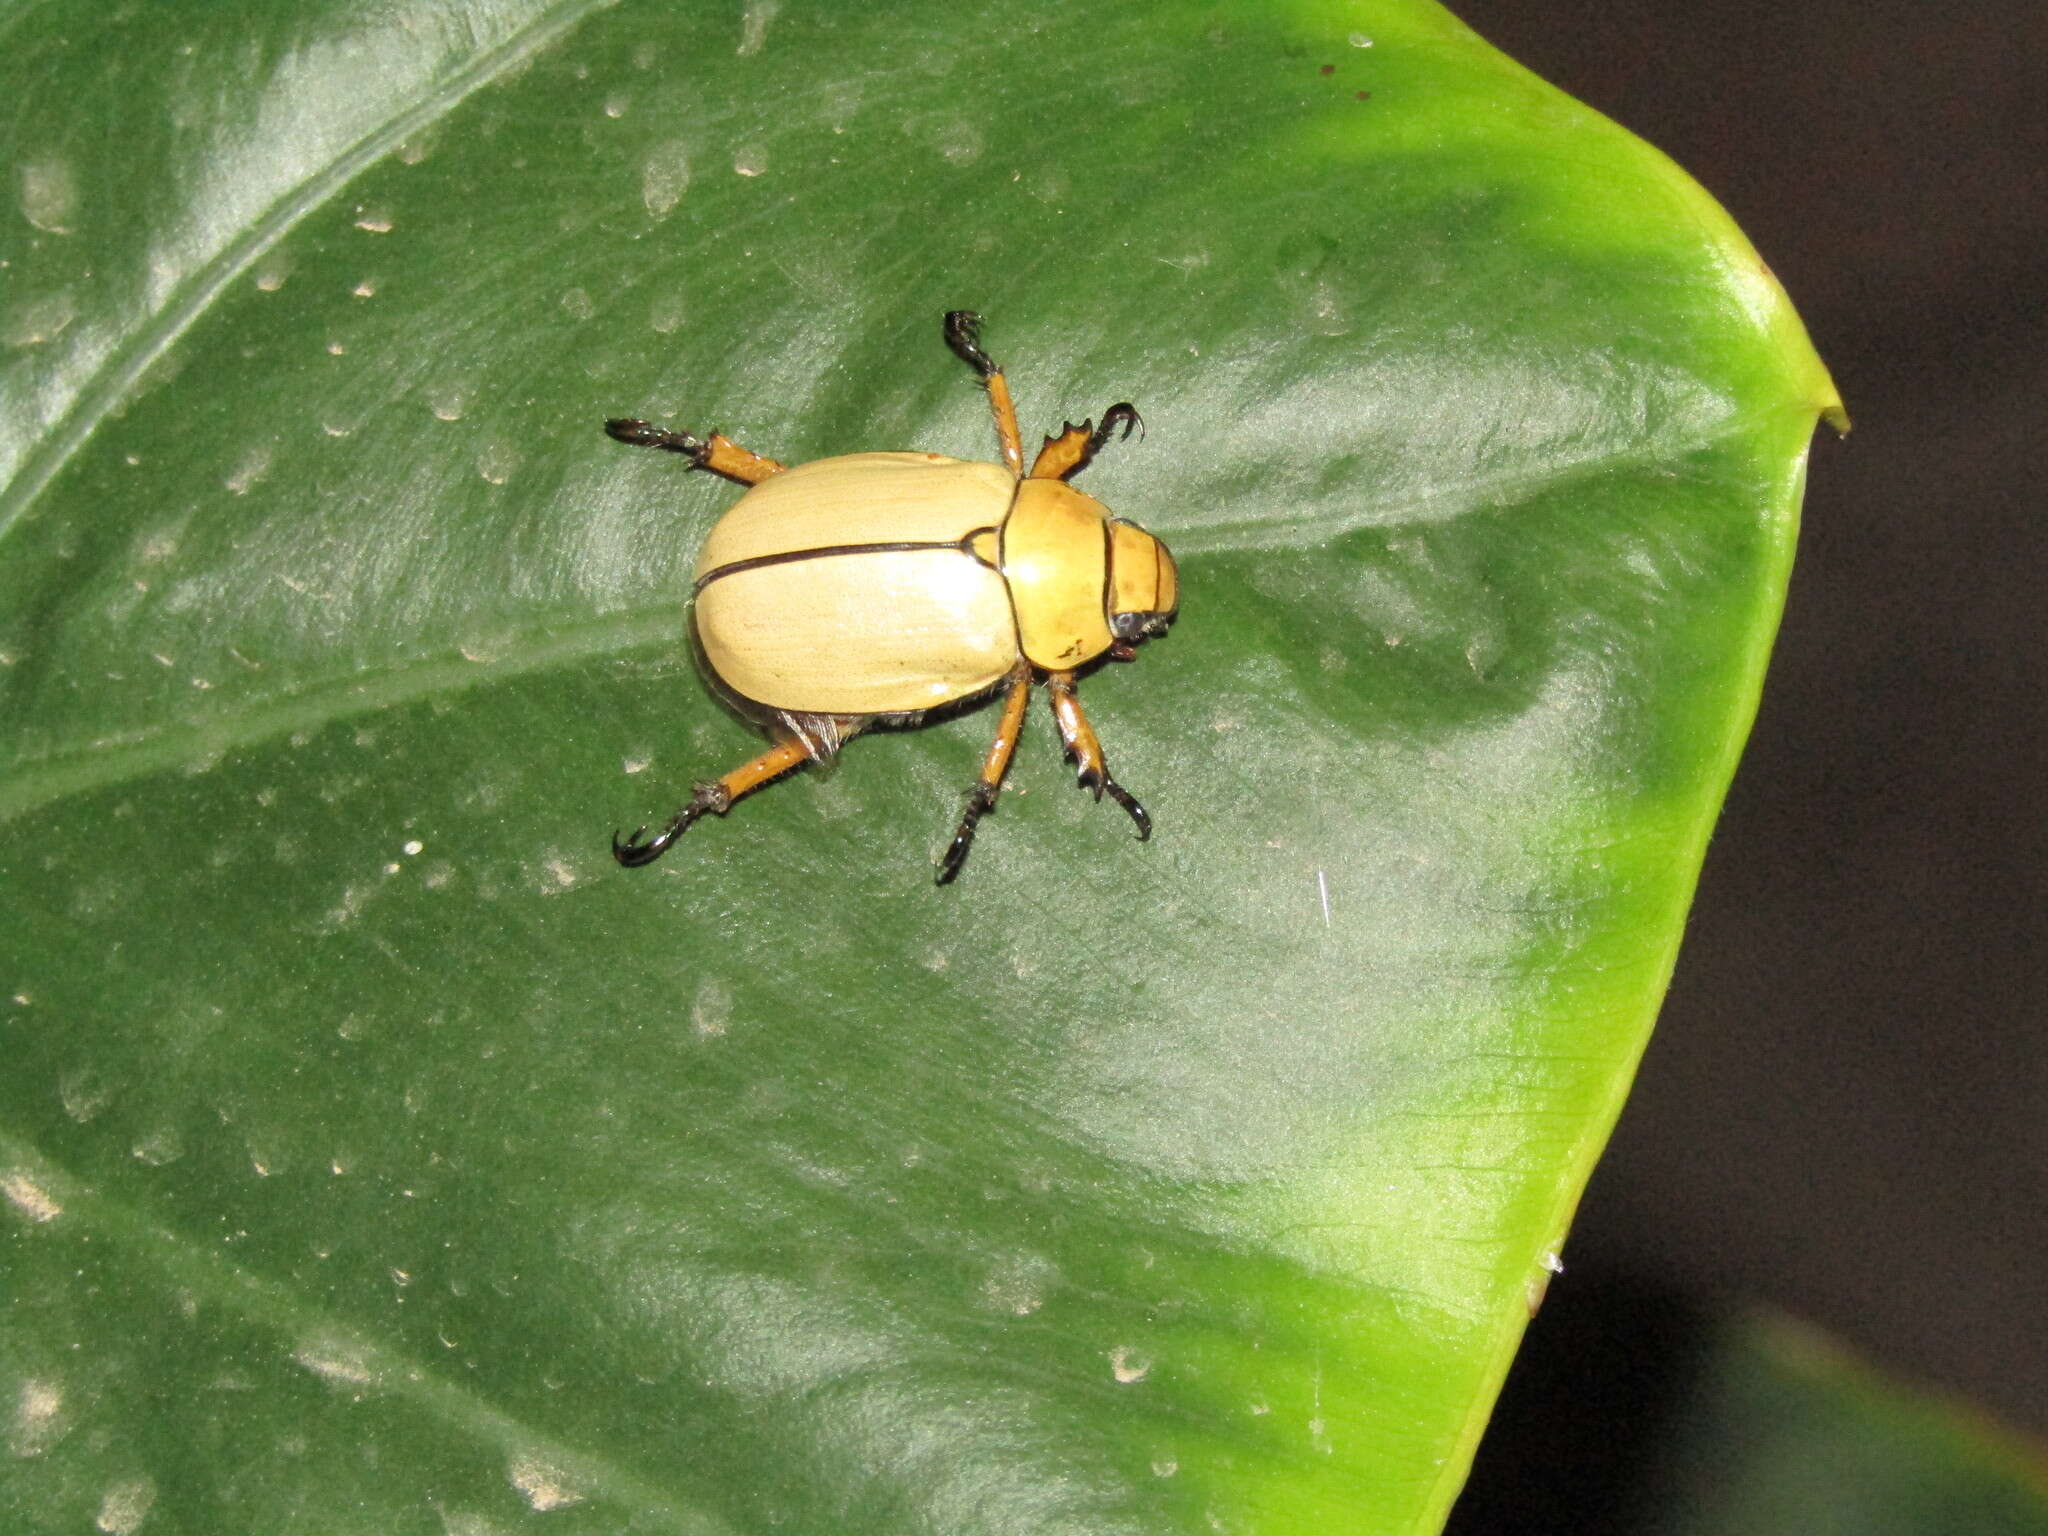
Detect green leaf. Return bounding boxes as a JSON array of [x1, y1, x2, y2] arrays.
[[1456, 1285, 2048, 1536], [1652, 1313, 2048, 1536], [1, 2, 1838, 1532]]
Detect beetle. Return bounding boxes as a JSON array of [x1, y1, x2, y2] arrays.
[[605, 310, 1178, 884]]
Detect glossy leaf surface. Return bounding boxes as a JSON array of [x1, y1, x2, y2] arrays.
[[0, 1, 1838, 1531]]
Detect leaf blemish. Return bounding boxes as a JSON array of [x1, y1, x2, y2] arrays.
[[3, 289, 78, 347], [2, 1172, 62, 1223], [224, 446, 272, 495], [642, 140, 690, 218], [737, 0, 779, 56], [19, 157, 77, 232], [11, 1377, 65, 1456], [94, 1476, 157, 1535], [294, 1334, 379, 1389], [508, 1454, 585, 1512], [691, 979, 732, 1038]]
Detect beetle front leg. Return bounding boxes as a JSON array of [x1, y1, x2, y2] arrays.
[[613, 737, 811, 867], [936, 663, 1034, 885], [604, 418, 786, 485], [942, 310, 1024, 479], [1028, 403, 1143, 481], [1044, 671, 1151, 841]]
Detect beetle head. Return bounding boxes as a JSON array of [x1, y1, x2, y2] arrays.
[[1107, 520, 1179, 647]]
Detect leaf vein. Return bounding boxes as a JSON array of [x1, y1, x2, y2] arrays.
[[0, 0, 618, 546]]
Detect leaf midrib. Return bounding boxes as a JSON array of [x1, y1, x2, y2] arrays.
[[0, 395, 1797, 827]]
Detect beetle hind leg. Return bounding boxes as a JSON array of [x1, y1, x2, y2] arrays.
[[937, 663, 1034, 885], [604, 417, 785, 485], [613, 737, 812, 867], [1045, 671, 1152, 841]]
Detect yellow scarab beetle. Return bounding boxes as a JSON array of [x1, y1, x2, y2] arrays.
[[606, 311, 1179, 884]]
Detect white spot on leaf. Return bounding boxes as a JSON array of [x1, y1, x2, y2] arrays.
[[224, 446, 272, 495], [2, 1173, 61, 1220], [641, 140, 690, 218], [20, 158, 77, 232], [294, 1334, 379, 1388], [737, 0, 779, 55], [130, 1128, 184, 1167], [648, 290, 685, 334], [3, 290, 78, 347], [507, 1455, 585, 1512], [94, 1476, 156, 1534], [691, 980, 732, 1039], [11, 1377, 65, 1456]]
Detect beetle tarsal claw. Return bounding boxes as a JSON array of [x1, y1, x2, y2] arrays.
[[1094, 403, 1144, 448], [942, 310, 996, 377], [610, 780, 735, 867], [1102, 779, 1152, 841], [611, 821, 679, 867]]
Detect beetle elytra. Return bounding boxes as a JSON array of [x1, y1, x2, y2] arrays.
[[606, 311, 1178, 884]]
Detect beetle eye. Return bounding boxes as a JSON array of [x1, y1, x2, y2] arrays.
[[1111, 612, 1146, 642]]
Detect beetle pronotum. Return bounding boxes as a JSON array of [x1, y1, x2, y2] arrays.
[[606, 311, 1178, 884]]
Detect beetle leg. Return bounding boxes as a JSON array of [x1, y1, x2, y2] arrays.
[[1045, 671, 1152, 841], [942, 310, 1024, 479], [936, 663, 1034, 885], [1027, 403, 1144, 481], [605, 418, 785, 485], [613, 737, 811, 867]]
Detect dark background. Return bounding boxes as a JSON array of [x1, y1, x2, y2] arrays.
[[1445, 0, 2047, 1477]]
